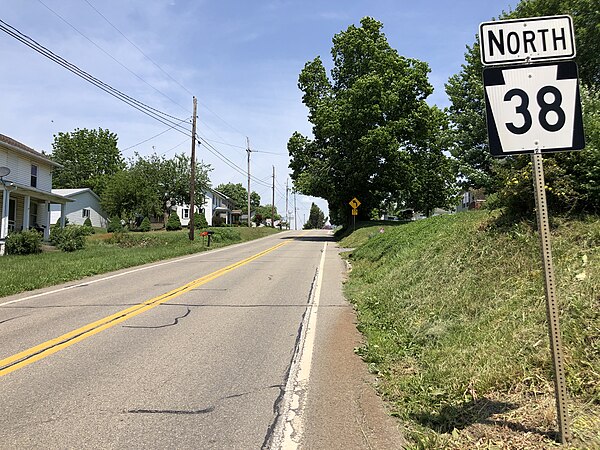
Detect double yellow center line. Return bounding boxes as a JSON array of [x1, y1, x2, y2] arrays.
[[0, 240, 290, 377]]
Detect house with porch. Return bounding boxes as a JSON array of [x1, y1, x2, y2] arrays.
[[0, 134, 71, 254], [175, 188, 240, 227]]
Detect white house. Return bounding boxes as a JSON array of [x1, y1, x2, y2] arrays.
[[50, 188, 108, 228], [0, 134, 71, 254], [175, 188, 240, 227]]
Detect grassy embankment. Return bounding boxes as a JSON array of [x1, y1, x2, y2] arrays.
[[340, 211, 599, 449], [0, 227, 279, 298]]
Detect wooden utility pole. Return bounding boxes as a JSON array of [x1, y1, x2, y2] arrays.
[[285, 179, 289, 230], [271, 166, 275, 227], [188, 96, 197, 241], [294, 189, 297, 230], [246, 137, 251, 228]]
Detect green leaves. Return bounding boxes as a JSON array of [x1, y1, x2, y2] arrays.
[[289, 17, 454, 224], [51, 128, 125, 196]]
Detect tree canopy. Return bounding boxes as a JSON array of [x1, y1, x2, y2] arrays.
[[51, 128, 125, 196], [446, 0, 600, 216], [288, 17, 456, 224], [102, 152, 211, 224], [215, 182, 260, 213]]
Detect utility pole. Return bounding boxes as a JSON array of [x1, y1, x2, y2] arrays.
[[285, 179, 289, 230], [294, 189, 297, 230], [246, 137, 251, 228], [188, 96, 197, 241], [271, 166, 275, 227]]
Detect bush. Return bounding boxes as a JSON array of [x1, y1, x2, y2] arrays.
[[194, 212, 208, 229], [210, 228, 241, 243], [5, 230, 42, 255], [107, 216, 123, 233], [212, 215, 225, 227], [166, 212, 182, 231], [83, 217, 92, 227], [139, 216, 151, 232], [50, 225, 88, 252]]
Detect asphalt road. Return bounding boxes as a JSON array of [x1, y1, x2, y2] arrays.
[[0, 229, 404, 449]]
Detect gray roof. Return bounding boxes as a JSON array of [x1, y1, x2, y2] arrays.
[[52, 188, 101, 201]]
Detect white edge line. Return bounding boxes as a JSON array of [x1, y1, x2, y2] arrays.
[[274, 241, 327, 449], [0, 231, 292, 308]]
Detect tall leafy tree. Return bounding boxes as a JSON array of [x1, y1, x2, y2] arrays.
[[51, 128, 125, 196], [288, 17, 447, 224], [102, 152, 211, 224], [215, 182, 260, 213]]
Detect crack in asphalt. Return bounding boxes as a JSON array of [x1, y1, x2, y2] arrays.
[[122, 307, 191, 329], [127, 406, 215, 415], [0, 314, 30, 325], [126, 384, 283, 417]]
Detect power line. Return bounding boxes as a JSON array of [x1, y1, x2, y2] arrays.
[[81, 0, 194, 98], [0, 19, 192, 137], [79, 0, 249, 141], [38, 0, 191, 117], [121, 117, 192, 152], [198, 136, 272, 188]]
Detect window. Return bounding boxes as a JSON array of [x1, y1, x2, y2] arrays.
[[82, 209, 90, 218], [30, 164, 38, 188], [182, 208, 190, 219]]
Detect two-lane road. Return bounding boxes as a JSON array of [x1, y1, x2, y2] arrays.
[[0, 229, 404, 449]]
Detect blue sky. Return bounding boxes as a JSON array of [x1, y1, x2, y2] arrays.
[[0, 0, 516, 224]]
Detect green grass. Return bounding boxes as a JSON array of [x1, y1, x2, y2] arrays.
[[341, 211, 600, 448], [0, 227, 279, 298]]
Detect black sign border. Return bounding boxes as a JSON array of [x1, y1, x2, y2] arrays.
[[483, 61, 585, 157]]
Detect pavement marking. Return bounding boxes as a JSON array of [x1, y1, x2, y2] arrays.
[[0, 231, 293, 308], [271, 241, 327, 449], [0, 240, 290, 377]]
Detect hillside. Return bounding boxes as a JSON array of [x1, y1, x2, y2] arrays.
[[340, 211, 599, 449]]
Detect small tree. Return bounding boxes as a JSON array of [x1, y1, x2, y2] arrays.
[[139, 216, 151, 232], [166, 211, 182, 231], [194, 212, 208, 229], [107, 216, 123, 233]]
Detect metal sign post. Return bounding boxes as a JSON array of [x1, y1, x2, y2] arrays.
[[531, 150, 571, 444], [349, 198, 361, 232]]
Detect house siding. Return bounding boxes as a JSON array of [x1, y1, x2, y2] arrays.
[[0, 148, 54, 190], [49, 190, 107, 228]]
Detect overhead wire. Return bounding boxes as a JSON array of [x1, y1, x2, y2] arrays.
[[197, 136, 272, 188], [80, 0, 248, 140], [121, 117, 192, 152], [38, 0, 191, 117], [0, 19, 192, 137]]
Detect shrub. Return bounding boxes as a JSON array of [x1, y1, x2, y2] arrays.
[[166, 212, 182, 231], [139, 216, 151, 232], [194, 212, 208, 229], [107, 216, 122, 233], [51, 225, 87, 252], [212, 215, 225, 227], [210, 228, 241, 243], [83, 217, 92, 227], [5, 230, 42, 255]]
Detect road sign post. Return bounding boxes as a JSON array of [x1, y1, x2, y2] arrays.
[[349, 198, 360, 231], [480, 15, 583, 445]]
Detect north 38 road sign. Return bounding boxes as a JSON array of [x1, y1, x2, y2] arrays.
[[483, 61, 584, 156]]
